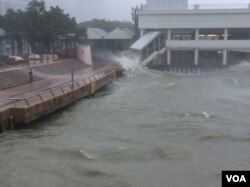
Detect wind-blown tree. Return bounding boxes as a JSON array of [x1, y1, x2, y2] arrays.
[[3, 9, 25, 55], [41, 6, 78, 53], [0, 15, 4, 28], [23, 0, 46, 53], [23, 0, 80, 53], [0, 0, 82, 54], [74, 26, 86, 39]]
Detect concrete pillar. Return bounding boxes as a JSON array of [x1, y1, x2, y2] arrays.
[[223, 49, 227, 66], [158, 36, 161, 50], [154, 40, 156, 52], [140, 29, 145, 37], [224, 28, 228, 40], [194, 4, 200, 10], [167, 29, 171, 41], [194, 49, 199, 65], [195, 29, 199, 40], [167, 50, 171, 65], [248, 3, 250, 9]]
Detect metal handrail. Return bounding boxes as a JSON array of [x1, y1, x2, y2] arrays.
[[0, 65, 114, 106]]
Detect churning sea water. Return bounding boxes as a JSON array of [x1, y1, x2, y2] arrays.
[[0, 56, 250, 187]]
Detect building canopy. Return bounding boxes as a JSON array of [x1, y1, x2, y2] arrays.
[[105, 28, 134, 40], [87, 27, 108, 40], [130, 31, 160, 51]]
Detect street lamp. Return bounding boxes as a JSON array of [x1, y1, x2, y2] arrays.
[[71, 58, 74, 89], [68, 38, 74, 89]]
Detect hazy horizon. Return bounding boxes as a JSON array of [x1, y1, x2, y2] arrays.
[[41, 0, 250, 22]]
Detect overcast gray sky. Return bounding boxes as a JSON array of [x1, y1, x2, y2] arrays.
[[44, 0, 250, 22]]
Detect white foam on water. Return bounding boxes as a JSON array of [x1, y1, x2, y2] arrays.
[[80, 150, 95, 160], [202, 111, 214, 119], [202, 111, 210, 118], [114, 147, 128, 150], [232, 78, 239, 86], [107, 50, 166, 78], [110, 51, 140, 71], [229, 60, 250, 70], [168, 82, 175, 87]]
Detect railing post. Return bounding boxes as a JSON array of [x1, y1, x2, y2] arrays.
[[38, 94, 43, 102], [50, 90, 55, 97], [60, 87, 65, 94], [24, 99, 30, 106]]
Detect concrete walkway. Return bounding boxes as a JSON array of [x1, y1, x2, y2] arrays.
[[0, 60, 109, 107]]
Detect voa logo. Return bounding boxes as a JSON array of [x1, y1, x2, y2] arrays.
[[226, 175, 247, 183]]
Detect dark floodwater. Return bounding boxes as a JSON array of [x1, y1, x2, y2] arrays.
[[1, 59, 250, 187]]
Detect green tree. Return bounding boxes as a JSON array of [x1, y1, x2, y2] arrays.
[[23, 0, 46, 53], [23, 0, 79, 53], [1, 0, 81, 55], [0, 15, 4, 27], [41, 6, 77, 52], [3, 9, 25, 55]]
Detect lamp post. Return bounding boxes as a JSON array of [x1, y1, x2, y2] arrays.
[[71, 57, 74, 89], [69, 38, 74, 89]]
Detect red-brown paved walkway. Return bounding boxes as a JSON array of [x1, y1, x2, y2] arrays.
[[0, 60, 110, 107]]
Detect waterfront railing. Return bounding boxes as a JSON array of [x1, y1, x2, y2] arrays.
[[0, 66, 114, 107]]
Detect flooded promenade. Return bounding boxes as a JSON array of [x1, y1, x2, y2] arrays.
[[0, 57, 250, 187], [0, 59, 122, 130]]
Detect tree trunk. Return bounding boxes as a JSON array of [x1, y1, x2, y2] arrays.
[[43, 41, 51, 54], [29, 42, 35, 54], [17, 39, 23, 55], [0, 38, 3, 56], [11, 38, 15, 55]]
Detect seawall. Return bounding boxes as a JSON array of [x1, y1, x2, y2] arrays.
[[0, 63, 123, 132]]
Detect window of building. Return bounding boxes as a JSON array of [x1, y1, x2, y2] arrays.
[[171, 50, 194, 65], [199, 50, 223, 66], [199, 29, 224, 40], [171, 29, 195, 40], [228, 28, 250, 40]]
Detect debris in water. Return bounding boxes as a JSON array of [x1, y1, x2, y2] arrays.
[[115, 147, 128, 150], [80, 150, 94, 160], [202, 111, 214, 118], [168, 82, 175, 87]]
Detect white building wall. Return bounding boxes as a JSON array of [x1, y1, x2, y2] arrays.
[[138, 10, 250, 29], [165, 40, 250, 50], [146, 0, 188, 10], [134, 3, 250, 66]]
